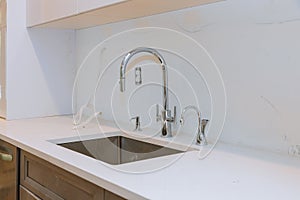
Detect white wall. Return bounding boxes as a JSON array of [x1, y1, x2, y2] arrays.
[[4, 0, 76, 120], [75, 0, 300, 156]]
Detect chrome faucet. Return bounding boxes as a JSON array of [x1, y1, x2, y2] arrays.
[[180, 106, 209, 145], [119, 47, 176, 137]]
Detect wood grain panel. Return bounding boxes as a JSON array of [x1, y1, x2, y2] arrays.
[[20, 151, 104, 200], [0, 139, 18, 200]]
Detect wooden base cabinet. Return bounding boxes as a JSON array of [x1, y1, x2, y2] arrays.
[[20, 151, 125, 200], [0, 140, 18, 200], [104, 190, 127, 200], [20, 186, 41, 200]]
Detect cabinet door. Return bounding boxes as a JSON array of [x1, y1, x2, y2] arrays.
[[0, 0, 6, 27], [104, 190, 126, 200], [20, 151, 104, 200], [20, 186, 41, 200], [0, 0, 6, 118], [77, 0, 126, 14], [27, 0, 77, 27], [0, 140, 18, 200]]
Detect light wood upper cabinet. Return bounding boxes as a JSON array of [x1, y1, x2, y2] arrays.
[[26, 0, 77, 27], [77, 0, 126, 14], [0, 0, 6, 119], [27, 0, 223, 29], [0, 0, 6, 27]]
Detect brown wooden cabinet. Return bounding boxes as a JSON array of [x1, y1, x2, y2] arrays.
[[0, 141, 127, 200], [104, 190, 127, 200], [0, 139, 18, 200], [20, 150, 126, 200], [20, 186, 41, 200]]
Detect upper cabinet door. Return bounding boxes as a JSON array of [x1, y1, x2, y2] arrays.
[[77, 0, 126, 14], [27, 0, 223, 29], [27, 0, 77, 27], [0, 0, 6, 27]]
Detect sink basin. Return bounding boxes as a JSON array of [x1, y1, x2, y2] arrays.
[[58, 136, 183, 165]]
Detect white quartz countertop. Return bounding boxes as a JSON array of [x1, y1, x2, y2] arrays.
[[1, 116, 300, 200]]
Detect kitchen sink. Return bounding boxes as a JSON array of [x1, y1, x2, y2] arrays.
[[57, 136, 183, 165]]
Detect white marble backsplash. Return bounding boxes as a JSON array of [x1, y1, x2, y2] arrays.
[[75, 0, 300, 157]]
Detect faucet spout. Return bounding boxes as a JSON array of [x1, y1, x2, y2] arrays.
[[119, 47, 169, 110], [180, 105, 208, 146], [180, 105, 201, 130]]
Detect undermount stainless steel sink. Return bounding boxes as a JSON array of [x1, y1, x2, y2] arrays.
[[58, 136, 183, 165]]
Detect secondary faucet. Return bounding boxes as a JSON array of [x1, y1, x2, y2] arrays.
[[180, 105, 209, 145], [119, 47, 176, 137]]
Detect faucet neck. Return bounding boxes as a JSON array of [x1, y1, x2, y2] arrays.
[[120, 47, 169, 110], [180, 105, 201, 128]]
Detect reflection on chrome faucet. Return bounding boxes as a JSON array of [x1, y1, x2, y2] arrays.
[[119, 47, 176, 137], [180, 105, 209, 146]]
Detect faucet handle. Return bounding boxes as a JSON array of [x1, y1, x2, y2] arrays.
[[201, 119, 209, 134], [173, 106, 177, 124], [197, 119, 209, 145], [130, 116, 142, 131]]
